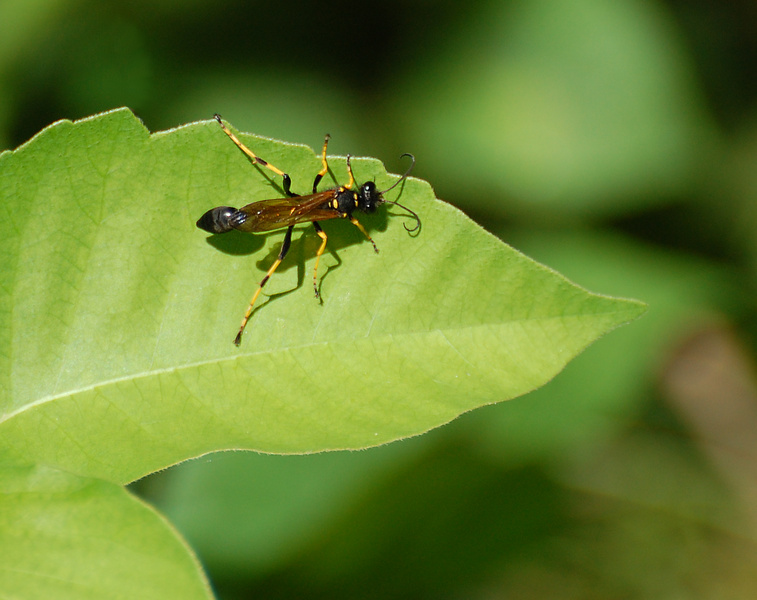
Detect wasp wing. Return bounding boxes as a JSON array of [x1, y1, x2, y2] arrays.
[[234, 191, 340, 232]]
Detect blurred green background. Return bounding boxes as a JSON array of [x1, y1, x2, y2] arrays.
[[4, 0, 757, 597]]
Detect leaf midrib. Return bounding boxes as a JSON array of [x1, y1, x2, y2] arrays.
[[2, 306, 637, 426]]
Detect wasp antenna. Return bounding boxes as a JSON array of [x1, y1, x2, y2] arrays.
[[386, 200, 421, 233], [380, 153, 415, 195]]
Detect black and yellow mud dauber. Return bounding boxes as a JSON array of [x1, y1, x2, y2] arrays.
[[197, 115, 420, 346]]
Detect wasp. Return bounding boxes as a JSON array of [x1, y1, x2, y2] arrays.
[[197, 115, 420, 345]]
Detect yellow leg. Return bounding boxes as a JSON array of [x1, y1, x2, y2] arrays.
[[308, 135, 332, 295], [234, 261, 279, 345], [350, 217, 378, 253], [214, 114, 294, 195], [311, 134, 331, 192], [345, 154, 355, 190], [234, 225, 294, 346], [311, 223, 328, 298]]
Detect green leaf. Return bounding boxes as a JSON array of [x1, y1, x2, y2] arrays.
[[0, 463, 211, 599], [0, 108, 644, 596], [464, 229, 739, 461], [0, 108, 645, 484]]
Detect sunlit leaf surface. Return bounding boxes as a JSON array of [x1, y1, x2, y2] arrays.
[[0, 108, 645, 482]]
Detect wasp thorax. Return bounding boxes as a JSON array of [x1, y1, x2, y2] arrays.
[[334, 188, 360, 215]]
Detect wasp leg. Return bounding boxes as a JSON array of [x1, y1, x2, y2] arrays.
[[311, 222, 328, 299], [350, 217, 379, 253], [344, 155, 355, 190], [311, 214, 377, 300], [214, 114, 296, 197], [311, 134, 331, 193], [310, 135, 335, 299], [234, 225, 294, 345]]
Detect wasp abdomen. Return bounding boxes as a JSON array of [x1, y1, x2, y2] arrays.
[[196, 206, 247, 233]]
